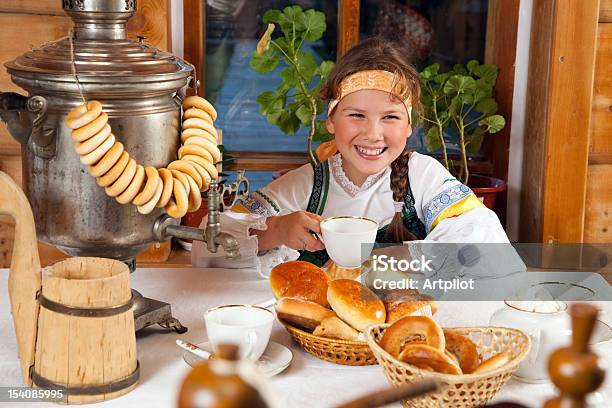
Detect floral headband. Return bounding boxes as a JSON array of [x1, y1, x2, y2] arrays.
[[327, 70, 413, 120]]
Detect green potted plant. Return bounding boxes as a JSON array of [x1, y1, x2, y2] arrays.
[[419, 60, 507, 208], [249, 5, 335, 168]]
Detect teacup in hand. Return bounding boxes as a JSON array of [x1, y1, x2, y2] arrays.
[[319, 216, 379, 268], [205, 304, 274, 360]]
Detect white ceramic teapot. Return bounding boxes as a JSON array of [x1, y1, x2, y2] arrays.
[[489, 299, 571, 383]]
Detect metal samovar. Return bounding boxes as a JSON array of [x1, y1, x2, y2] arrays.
[[0, 0, 248, 332]]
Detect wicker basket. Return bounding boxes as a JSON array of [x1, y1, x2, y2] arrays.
[[365, 324, 531, 407], [282, 322, 377, 365]]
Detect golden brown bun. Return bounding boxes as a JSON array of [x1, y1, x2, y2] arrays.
[[383, 290, 437, 323], [444, 330, 480, 374], [270, 261, 331, 307], [472, 350, 511, 374], [275, 297, 336, 330], [398, 344, 462, 375], [313, 316, 360, 341], [379, 315, 445, 358], [326, 279, 386, 331], [324, 261, 363, 280]]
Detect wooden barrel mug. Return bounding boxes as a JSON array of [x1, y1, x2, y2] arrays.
[[0, 171, 139, 403]]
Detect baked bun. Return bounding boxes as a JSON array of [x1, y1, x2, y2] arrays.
[[327, 279, 386, 331], [275, 297, 336, 330], [398, 344, 462, 375], [382, 290, 437, 323], [270, 261, 331, 306], [313, 316, 359, 341], [379, 315, 445, 357], [324, 261, 363, 280], [444, 330, 480, 374], [472, 350, 511, 374]]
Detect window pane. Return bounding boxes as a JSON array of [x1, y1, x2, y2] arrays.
[[360, 0, 488, 157], [205, 1, 338, 153]]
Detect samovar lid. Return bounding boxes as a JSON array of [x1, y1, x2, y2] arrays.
[[5, 0, 192, 94]]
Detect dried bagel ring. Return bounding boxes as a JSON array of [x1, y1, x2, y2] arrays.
[[137, 177, 163, 215], [66, 102, 88, 120], [183, 107, 213, 124], [80, 133, 115, 165], [183, 159, 211, 190], [398, 344, 462, 375], [178, 145, 214, 163], [170, 169, 191, 196], [71, 112, 108, 142], [75, 123, 111, 154], [184, 136, 221, 163], [379, 315, 445, 358], [182, 117, 218, 135], [105, 158, 137, 197], [180, 127, 217, 145], [167, 160, 203, 190], [89, 141, 124, 178], [182, 95, 218, 121], [472, 351, 511, 374], [178, 136, 214, 162], [65, 101, 103, 129], [182, 154, 218, 180], [132, 166, 160, 206], [444, 330, 480, 374], [156, 168, 174, 208], [116, 164, 145, 204], [97, 151, 130, 187], [184, 174, 202, 212], [165, 178, 189, 218]]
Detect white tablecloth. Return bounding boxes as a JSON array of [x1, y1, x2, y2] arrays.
[[1, 267, 611, 408]]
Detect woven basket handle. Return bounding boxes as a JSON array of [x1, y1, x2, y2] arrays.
[[0, 171, 41, 387]]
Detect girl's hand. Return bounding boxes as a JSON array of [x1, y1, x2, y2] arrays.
[[252, 211, 326, 252]]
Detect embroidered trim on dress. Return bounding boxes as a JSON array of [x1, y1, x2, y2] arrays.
[[329, 154, 387, 197], [237, 191, 279, 217], [423, 184, 472, 232]]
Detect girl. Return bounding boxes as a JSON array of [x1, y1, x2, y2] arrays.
[[192, 37, 509, 277]]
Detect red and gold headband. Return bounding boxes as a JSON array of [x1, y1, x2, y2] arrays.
[[327, 70, 413, 119]]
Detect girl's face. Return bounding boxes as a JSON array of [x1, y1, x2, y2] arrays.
[[326, 89, 412, 185]]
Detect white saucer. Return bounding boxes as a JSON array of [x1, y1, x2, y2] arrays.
[[182, 341, 292, 376]]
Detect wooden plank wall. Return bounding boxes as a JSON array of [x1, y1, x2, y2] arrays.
[[584, 1, 612, 243], [0, 0, 171, 267]]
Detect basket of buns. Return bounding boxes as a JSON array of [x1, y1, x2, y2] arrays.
[[270, 261, 437, 366], [365, 316, 531, 408]]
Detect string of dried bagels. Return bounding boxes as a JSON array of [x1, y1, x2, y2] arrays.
[[64, 96, 220, 218]]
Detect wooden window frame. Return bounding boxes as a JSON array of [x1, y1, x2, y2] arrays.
[[183, 0, 519, 217]]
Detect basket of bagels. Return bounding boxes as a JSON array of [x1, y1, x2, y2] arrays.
[[270, 261, 437, 366], [365, 316, 531, 407]]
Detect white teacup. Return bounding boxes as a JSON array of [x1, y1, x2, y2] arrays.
[[319, 216, 379, 268], [204, 304, 274, 360]]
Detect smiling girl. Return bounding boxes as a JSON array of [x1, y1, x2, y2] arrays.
[[192, 37, 509, 276]]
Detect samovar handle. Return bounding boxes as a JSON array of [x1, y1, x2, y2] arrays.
[[0, 171, 42, 387], [0, 92, 56, 158]]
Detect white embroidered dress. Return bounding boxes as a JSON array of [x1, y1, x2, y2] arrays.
[[192, 153, 510, 278]]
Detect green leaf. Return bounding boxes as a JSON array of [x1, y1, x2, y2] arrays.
[[459, 92, 474, 106], [421, 63, 440, 80], [266, 111, 283, 125], [314, 120, 332, 142], [474, 64, 498, 85], [274, 37, 291, 56], [479, 114, 506, 133], [256, 91, 284, 116], [424, 127, 442, 152], [278, 111, 301, 134], [448, 95, 462, 116], [249, 50, 279, 73], [475, 98, 497, 115], [466, 60, 479, 74], [300, 9, 326, 41], [263, 9, 282, 24], [280, 67, 299, 87], [295, 51, 317, 83], [452, 64, 467, 75], [278, 5, 304, 35], [433, 72, 450, 85], [443, 75, 477, 95], [317, 60, 335, 81], [465, 127, 485, 153], [296, 103, 313, 125]]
